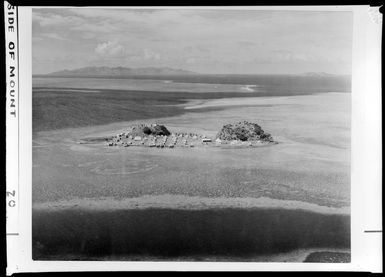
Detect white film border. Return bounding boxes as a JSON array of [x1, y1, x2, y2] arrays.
[[5, 2, 19, 238], [5, 4, 383, 273]]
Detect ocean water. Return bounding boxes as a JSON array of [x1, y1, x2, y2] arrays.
[[32, 75, 351, 132], [33, 74, 351, 94], [32, 75, 351, 261]]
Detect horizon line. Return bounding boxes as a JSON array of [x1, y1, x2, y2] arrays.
[[35, 66, 351, 77]]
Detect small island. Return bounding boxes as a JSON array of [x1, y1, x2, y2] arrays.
[[97, 121, 277, 148]]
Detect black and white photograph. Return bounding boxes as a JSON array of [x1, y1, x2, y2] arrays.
[[5, 4, 383, 273]]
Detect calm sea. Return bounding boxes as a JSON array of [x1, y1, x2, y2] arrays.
[[33, 74, 351, 95], [33, 75, 351, 132]]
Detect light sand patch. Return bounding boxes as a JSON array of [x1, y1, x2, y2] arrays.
[[33, 77, 260, 93], [184, 96, 290, 109], [184, 92, 348, 109], [34, 88, 101, 93]]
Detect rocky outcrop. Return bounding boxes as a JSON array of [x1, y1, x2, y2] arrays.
[[150, 125, 171, 136], [128, 124, 171, 137], [216, 121, 274, 142]]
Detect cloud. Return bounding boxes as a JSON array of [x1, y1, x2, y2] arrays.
[[183, 45, 211, 53], [143, 49, 160, 60], [33, 8, 353, 74], [186, 58, 196, 64], [237, 41, 257, 47], [253, 50, 320, 64], [93, 43, 161, 63], [71, 22, 119, 35], [95, 41, 125, 58], [33, 12, 84, 27], [41, 33, 67, 41], [271, 51, 318, 62]]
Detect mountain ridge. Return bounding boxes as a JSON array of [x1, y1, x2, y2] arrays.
[[43, 66, 350, 78], [47, 66, 198, 76]]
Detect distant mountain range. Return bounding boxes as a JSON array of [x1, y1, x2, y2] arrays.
[[42, 66, 348, 78], [47, 66, 197, 76], [302, 72, 340, 77]]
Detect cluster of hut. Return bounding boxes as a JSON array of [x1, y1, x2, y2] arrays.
[[107, 131, 213, 148], [104, 121, 275, 149]]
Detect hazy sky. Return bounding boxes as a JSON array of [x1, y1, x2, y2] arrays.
[[33, 8, 353, 75]]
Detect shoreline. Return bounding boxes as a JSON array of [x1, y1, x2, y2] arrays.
[[34, 247, 351, 262], [33, 194, 349, 215]]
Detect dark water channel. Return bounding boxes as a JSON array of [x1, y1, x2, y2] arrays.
[[33, 207, 350, 261]]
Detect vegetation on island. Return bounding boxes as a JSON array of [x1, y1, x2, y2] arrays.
[[216, 121, 274, 142]]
